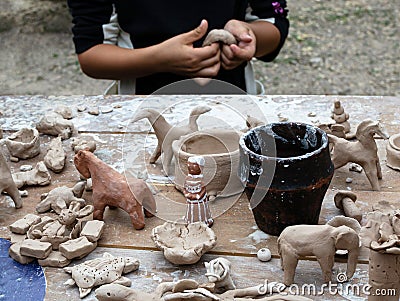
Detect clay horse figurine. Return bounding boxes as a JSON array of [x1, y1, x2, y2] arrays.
[[184, 156, 213, 227], [74, 150, 156, 230], [0, 151, 22, 208]]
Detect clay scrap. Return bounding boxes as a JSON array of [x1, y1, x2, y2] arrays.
[[202, 29, 237, 46], [328, 119, 389, 190], [131, 105, 211, 174], [64, 252, 140, 298], [151, 221, 217, 265], [44, 136, 66, 173], [278, 216, 360, 285], [36, 112, 75, 140], [55, 105, 74, 119], [36, 182, 86, 214], [71, 136, 97, 153], [205, 257, 236, 293], [0, 151, 23, 208], [74, 150, 156, 230], [12, 161, 51, 188], [5, 127, 40, 159]]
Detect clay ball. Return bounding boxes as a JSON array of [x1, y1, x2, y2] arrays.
[[257, 248, 271, 262]]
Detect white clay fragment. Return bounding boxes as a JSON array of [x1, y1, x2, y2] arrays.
[[77, 105, 87, 112], [64, 252, 140, 298], [5, 127, 41, 159], [12, 161, 51, 188], [20, 239, 52, 259], [202, 29, 237, 46], [38, 251, 71, 267], [20, 165, 33, 172], [349, 163, 363, 173], [0, 151, 23, 208], [257, 247, 272, 262], [100, 106, 113, 114], [80, 220, 105, 242], [88, 107, 100, 115], [36, 112, 75, 140], [151, 221, 217, 265], [44, 136, 66, 173], [55, 105, 74, 119], [9, 214, 41, 234], [59, 236, 97, 260], [9, 242, 35, 264]]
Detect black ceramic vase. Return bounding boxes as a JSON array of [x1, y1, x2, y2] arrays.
[[239, 122, 334, 236]]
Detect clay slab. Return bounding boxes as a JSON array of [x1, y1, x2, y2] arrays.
[[80, 220, 105, 242], [9, 214, 41, 234], [59, 236, 97, 260], [20, 239, 52, 259]]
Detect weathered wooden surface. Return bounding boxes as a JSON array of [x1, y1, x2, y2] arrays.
[[1, 95, 399, 300]]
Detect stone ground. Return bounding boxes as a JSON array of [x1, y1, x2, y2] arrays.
[[0, 0, 399, 96]]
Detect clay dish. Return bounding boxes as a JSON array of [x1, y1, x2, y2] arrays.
[[386, 133, 400, 171], [172, 129, 242, 198], [151, 221, 217, 265], [5, 128, 40, 159]]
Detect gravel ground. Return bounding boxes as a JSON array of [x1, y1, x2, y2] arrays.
[[0, 0, 399, 96]]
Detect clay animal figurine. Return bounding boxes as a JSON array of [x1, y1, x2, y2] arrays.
[[36, 182, 86, 214], [202, 29, 237, 46], [0, 151, 22, 208], [205, 257, 236, 293], [30, 201, 94, 248], [95, 280, 312, 301], [277, 217, 360, 285], [64, 252, 140, 298], [12, 161, 51, 188], [331, 100, 350, 134], [184, 156, 213, 227], [131, 105, 211, 174], [328, 119, 389, 191], [74, 150, 156, 230]]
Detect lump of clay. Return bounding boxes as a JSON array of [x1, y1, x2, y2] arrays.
[[36, 112, 75, 140], [205, 257, 236, 293], [202, 29, 237, 46], [74, 150, 156, 230], [9, 214, 41, 234], [64, 252, 140, 298], [131, 105, 211, 174], [328, 119, 389, 191], [71, 136, 97, 153], [36, 182, 86, 214], [44, 137, 66, 173], [257, 247, 272, 262], [278, 219, 360, 285], [151, 221, 217, 265], [0, 151, 23, 208], [5, 127, 40, 159], [12, 161, 51, 188], [55, 105, 74, 119]]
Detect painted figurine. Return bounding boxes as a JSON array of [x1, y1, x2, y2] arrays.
[[184, 156, 213, 227]]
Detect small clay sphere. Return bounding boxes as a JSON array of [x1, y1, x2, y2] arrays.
[[257, 248, 272, 262]]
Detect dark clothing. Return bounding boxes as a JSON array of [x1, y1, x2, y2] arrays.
[[68, 0, 289, 94]]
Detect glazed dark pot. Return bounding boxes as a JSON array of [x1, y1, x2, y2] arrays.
[[239, 122, 334, 236]]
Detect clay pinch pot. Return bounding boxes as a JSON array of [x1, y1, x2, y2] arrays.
[[172, 129, 242, 199], [386, 133, 400, 171], [239, 122, 334, 236], [151, 221, 217, 265], [5, 127, 40, 159]]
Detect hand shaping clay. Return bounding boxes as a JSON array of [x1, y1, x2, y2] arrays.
[[184, 156, 213, 227], [12, 161, 51, 188], [74, 150, 156, 230], [36, 112, 75, 140], [278, 219, 360, 285], [36, 182, 86, 214], [44, 136, 66, 173], [328, 119, 389, 190], [131, 105, 211, 174], [5, 127, 40, 159], [64, 252, 140, 298], [0, 151, 23, 208], [205, 257, 236, 293], [202, 29, 237, 46], [151, 221, 217, 265]]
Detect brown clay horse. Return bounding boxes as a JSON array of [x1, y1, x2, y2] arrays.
[[74, 150, 156, 230]]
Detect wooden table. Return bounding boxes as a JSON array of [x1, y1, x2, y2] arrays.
[[1, 95, 399, 300]]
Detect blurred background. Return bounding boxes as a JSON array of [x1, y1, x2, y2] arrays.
[[0, 0, 398, 95]]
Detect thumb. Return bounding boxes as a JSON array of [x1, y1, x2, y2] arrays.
[[182, 19, 208, 44]]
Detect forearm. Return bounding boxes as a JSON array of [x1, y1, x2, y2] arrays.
[[247, 20, 281, 58], [77, 44, 163, 80]]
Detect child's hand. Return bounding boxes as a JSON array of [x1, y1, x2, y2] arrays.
[[157, 19, 221, 78], [221, 20, 256, 70]]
